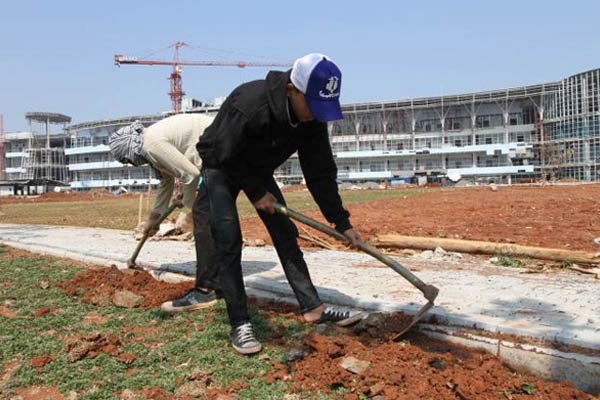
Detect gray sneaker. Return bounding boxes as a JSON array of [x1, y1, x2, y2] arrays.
[[160, 288, 218, 313], [231, 322, 262, 355], [317, 306, 365, 326]]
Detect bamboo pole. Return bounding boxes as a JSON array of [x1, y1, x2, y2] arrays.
[[376, 234, 600, 264], [137, 194, 143, 225]]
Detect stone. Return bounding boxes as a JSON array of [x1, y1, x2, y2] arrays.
[[339, 356, 370, 374], [429, 358, 447, 370], [489, 184, 498, 191], [434, 246, 447, 255], [315, 323, 328, 335], [284, 349, 305, 362], [364, 312, 386, 328], [283, 395, 301, 400], [174, 381, 206, 397], [488, 256, 499, 264], [40, 280, 49, 289], [258, 353, 271, 361], [156, 222, 180, 238], [112, 290, 143, 308]]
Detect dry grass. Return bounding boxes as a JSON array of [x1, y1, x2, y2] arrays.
[[0, 188, 425, 230]]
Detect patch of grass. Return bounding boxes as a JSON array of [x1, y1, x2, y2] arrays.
[[1, 188, 428, 230], [493, 255, 532, 269], [0, 249, 332, 399]]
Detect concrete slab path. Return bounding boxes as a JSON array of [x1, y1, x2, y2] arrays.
[[1, 223, 598, 351]]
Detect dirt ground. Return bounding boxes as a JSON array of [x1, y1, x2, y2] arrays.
[[5, 183, 599, 253], [242, 184, 600, 252], [56, 266, 595, 399]]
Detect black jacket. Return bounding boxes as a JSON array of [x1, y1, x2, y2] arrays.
[[197, 70, 351, 232]]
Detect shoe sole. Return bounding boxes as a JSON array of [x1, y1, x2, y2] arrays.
[[160, 299, 218, 313], [336, 312, 366, 327], [232, 342, 262, 355]]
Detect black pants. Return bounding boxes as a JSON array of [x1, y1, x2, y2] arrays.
[[192, 176, 220, 291], [196, 167, 323, 328]]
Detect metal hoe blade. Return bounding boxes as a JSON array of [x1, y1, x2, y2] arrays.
[[273, 202, 439, 338]]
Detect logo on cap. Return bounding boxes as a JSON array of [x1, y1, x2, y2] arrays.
[[320, 76, 340, 98]]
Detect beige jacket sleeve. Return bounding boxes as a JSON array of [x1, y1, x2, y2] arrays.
[[143, 114, 214, 215]]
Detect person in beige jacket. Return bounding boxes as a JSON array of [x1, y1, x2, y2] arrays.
[[109, 113, 220, 310]]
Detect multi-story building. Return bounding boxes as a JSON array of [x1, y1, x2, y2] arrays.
[[5, 68, 596, 193], [276, 68, 600, 184]]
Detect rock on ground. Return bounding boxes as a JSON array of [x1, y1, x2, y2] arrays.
[[339, 356, 370, 374], [111, 290, 143, 308]]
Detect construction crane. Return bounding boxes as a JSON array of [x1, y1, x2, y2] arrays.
[[115, 41, 292, 113]]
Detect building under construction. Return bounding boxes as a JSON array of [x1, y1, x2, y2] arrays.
[[2, 68, 598, 193], [1, 112, 71, 195], [275, 68, 600, 184]]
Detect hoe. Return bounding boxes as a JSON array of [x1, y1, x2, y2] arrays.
[[273, 202, 439, 339]]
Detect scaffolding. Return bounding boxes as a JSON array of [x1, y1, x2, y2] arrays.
[[16, 112, 71, 185]]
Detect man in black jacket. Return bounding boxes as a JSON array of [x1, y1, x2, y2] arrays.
[[193, 53, 363, 354]]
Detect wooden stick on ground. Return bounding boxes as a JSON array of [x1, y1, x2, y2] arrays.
[[376, 234, 600, 264], [299, 226, 338, 249], [298, 234, 334, 250], [568, 265, 600, 278]]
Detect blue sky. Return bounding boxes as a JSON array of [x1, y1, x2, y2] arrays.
[[1, 0, 600, 131]]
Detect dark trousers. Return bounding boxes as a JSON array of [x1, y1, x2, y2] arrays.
[[193, 176, 220, 290], [196, 167, 323, 328]]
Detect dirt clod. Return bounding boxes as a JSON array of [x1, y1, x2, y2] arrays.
[[28, 355, 54, 372]]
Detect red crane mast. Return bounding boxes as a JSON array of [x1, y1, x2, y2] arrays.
[[115, 41, 292, 113]]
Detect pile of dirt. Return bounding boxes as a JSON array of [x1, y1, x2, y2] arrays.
[[241, 184, 600, 252], [56, 266, 193, 309], [269, 332, 594, 399]]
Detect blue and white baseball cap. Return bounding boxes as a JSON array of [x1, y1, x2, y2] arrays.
[[290, 53, 343, 122]]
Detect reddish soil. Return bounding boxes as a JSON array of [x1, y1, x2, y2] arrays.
[[0, 305, 16, 318], [241, 184, 600, 252], [56, 265, 194, 309], [33, 306, 59, 317], [56, 267, 597, 398], [28, 355, 54, 372], [13, 386, 65, 400], [271, 331, 594, 399]]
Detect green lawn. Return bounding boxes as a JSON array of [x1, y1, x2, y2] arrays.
[[0, 245, 329, 399], [0, 188, 425, 230]]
